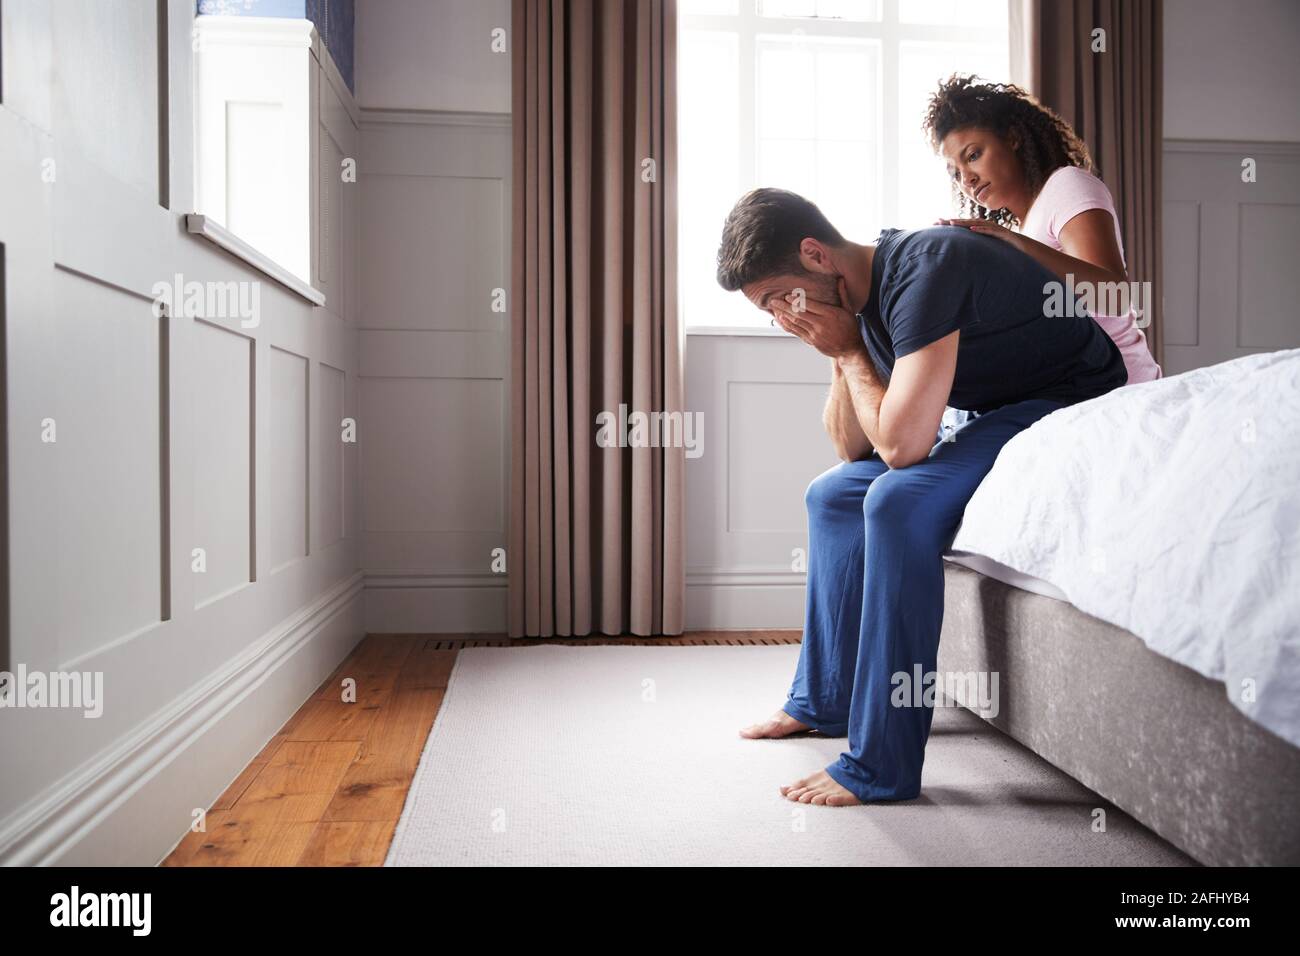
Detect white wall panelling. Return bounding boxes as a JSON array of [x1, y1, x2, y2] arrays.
[[0, 0, 362, 865], [353, 0, 512, 114], [685, 334, 840, 629], [190, 319, 254, 608], [1162, 140, 1300, 374], [357, 109, 511, 634]]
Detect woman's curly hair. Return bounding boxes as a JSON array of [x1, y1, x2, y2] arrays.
[[922, 74, 1093, 227]]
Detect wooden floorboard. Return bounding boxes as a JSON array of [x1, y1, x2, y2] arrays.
[[160, 630, 801, 866]]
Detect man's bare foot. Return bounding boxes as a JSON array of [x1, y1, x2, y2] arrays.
[[738, 709, 811, 739], [780, 769, 862, 806]]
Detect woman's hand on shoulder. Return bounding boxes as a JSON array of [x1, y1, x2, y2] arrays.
[[933, 218, 1020, 246]]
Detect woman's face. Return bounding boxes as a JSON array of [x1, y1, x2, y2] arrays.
[[939, 127, 1025, 213]]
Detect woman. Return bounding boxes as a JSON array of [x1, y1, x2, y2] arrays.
[[923, 74, 1161, 384]]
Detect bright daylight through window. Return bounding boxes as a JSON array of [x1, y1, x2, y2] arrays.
[[679, 0, 1009, 330]]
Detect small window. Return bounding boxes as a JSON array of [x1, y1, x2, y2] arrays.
[[191, 12, 316, 287]]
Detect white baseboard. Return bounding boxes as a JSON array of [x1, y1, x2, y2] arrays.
[[362, 569, 804, 634], [364, 571, 507, 634], [686, 571, 807, 630], [0, 573, 365, 867]]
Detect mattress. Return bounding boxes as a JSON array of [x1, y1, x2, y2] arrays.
[[948, 349, 1300, 748], [944, 550, 1068, 602]]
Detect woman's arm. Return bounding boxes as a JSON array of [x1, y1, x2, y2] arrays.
[[939, 208, 1128, 287]]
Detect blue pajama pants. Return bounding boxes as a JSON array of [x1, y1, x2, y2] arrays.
[[782, 398, 1064, 801]]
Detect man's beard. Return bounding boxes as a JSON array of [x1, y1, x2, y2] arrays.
[[798, 270, 841, 310]]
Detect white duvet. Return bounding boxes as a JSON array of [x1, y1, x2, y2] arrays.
[[950, 348, 1300, 748]]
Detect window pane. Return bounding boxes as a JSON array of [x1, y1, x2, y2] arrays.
[[758, 0, 881, 22], [756, 44, 814, 138], [816, 140, 874, 243], [678, 29, 752, 328], [757, 36, 879, 241], [680, 0, 740, 15], [899, 0, 1007, 26], [758, 137, 819, 198], [814, 43, 873, 139], [816, 0, 881, 20], [756, 39, 876, 141], [897, 40, 1009, 229]]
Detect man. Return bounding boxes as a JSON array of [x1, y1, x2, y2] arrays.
[[716, 187, 1126, 806]]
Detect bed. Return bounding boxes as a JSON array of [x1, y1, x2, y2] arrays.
[[935, 348, 1300, 866]]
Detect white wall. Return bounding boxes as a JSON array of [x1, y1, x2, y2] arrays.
[[0, 0, 363, 864], [355, 0, 511, 113], [354, 1, 512, 632], [1164, 0, 1300, 143]]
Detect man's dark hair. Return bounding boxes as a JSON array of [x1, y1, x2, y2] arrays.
[[715, 187, 846, 292]]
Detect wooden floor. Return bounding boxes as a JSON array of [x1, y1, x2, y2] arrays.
[[161, 630, 801, 866]]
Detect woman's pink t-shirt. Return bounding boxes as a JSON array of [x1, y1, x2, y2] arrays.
[[1019, 165, 1162, 384]]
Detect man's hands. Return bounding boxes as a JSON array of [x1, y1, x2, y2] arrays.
[[769, 271, 957, 469], [769, 276, 868, 361]]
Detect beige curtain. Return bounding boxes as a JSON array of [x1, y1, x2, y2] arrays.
[[1012, 0, 1164, 365], [509, 0, 685, 638]]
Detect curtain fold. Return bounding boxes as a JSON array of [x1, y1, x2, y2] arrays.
[[1017, 0, 1164, 365], [510, 0, 685, 638]]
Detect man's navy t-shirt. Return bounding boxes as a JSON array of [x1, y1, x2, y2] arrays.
[[856, 226, 1127, 413]]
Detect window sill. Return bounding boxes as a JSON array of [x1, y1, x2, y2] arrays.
[[686, 324, 793, 337], [184, 214, 326, 307]]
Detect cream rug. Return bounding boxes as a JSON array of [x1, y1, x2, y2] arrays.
[[384, 644, 1192, 866]]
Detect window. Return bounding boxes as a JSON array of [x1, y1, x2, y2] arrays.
[[678, 0, 1010, 331], [191, 12, 321, 302]]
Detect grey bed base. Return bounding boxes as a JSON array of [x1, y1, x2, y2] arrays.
[[938, 562, 1300, 866]]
